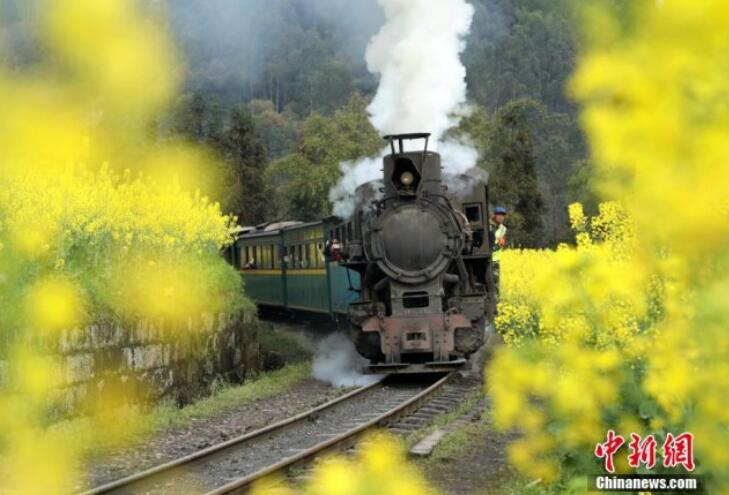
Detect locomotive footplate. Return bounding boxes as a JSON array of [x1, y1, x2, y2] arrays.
[[361, 312, 472, 368], [365, 359, 467, 374]]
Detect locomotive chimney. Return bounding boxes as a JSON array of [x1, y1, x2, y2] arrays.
[[382, 133, 442, 198]]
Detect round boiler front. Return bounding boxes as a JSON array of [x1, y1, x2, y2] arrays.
[[380, 205, 445, 272], [369, 200, 462, 284]]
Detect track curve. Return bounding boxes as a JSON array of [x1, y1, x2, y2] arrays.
[[81, 373, 451, 495]]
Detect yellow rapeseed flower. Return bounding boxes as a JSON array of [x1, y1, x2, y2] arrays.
[[23, 276, 86, 333], [489, 1, 729, 490]]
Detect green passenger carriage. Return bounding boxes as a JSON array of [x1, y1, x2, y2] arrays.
[[229, 219, 360, 320]]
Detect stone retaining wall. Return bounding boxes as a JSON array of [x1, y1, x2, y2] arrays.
[[0, 311, 260, 417]]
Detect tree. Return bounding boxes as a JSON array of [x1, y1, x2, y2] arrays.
[[264, 155, 336, 222], [264, 93, 381, 221], [222, 107, 268, 225], [160, 93, 269, 224], [462, 0, 588, 245], [248, 99, 297, 160], [166, 91, 224, 145], [300, 92, 381, 164], [486, 99, 545, 247], [531, 110, 587, 243], [568, 159, 601, 216], [465, 0, 579, 114], [167, 0, 381, 115]]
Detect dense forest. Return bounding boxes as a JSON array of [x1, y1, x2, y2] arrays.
[[0, 0, 593, 247]]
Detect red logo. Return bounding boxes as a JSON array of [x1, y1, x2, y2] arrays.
[[627, 433, 657, 469], [595, 431, 695, 472], [663, 432, 695, 471], [595, 429, 625, 473]]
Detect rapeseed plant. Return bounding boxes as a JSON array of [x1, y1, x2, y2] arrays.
[[488, 1, 729, 491], [252, 433, 436, 495], [0, 1, 245, 493]]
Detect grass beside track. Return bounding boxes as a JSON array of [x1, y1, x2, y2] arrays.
[[55, 361, 313, 458], [148, 361, 312, 430], [411, 399, 522, 495], [429, 420, 486, 462], [414, 409, 569, 495]]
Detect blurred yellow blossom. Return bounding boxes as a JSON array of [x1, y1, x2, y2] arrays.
[[488, 1, 729, 491], [44, 0, 178, 118], [0, 1, 244, 494], [254, 433, 436, 495], [23, 276, 86, 332]]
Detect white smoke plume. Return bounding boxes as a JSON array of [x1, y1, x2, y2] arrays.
[[312, 333, 381, 388], [329, 155, 383, 218], [330, 0, 477, 218], [366, 0, 474, 140]]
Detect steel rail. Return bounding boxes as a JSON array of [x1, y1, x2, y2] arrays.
[[205, 373, 452, 495], [81, 378, 385, 495]]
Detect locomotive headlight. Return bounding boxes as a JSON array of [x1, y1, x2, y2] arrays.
[[400, 171, 415, 186]]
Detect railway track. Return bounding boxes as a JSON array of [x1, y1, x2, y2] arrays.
[[82, 372, 462, 495]]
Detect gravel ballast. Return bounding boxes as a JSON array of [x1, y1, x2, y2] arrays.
[[87, 381, 424, 494], [82, 377, 350, 490]]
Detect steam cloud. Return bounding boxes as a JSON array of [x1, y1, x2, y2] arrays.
[[330, 0, 477, 218], [312, 333, 380, 388]]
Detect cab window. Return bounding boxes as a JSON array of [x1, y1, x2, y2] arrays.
[[464, 203, 482, 222]]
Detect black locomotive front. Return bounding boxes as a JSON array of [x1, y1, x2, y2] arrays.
[[343, 133, 497, 373]]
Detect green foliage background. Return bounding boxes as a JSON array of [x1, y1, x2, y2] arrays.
[[0, 0, 592, 242]]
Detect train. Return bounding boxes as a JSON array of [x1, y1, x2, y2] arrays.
[[225, 133, 498, 373]]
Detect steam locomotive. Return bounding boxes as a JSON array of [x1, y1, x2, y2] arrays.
[[342, 133, 497, 372], [227, 133, 497, 373]]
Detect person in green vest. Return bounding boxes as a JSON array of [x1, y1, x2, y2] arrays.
[[489, 206, 508, 294]]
